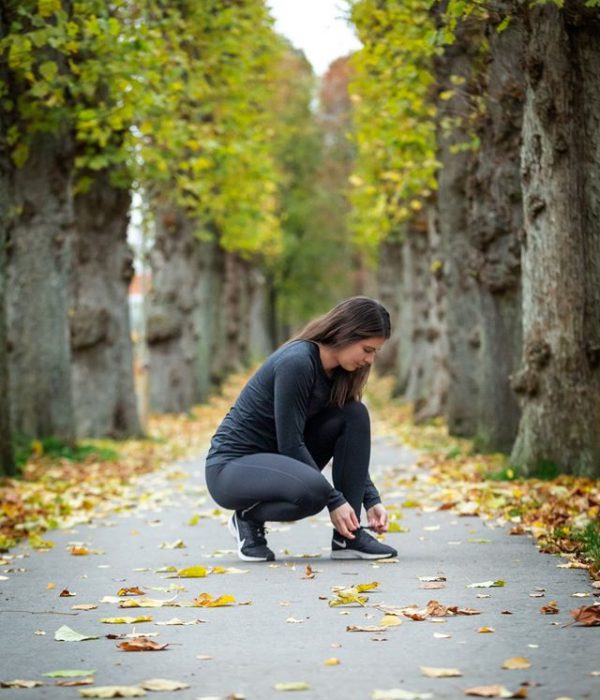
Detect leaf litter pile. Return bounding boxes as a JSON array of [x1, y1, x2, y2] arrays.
[[1, 372, 599, 697]]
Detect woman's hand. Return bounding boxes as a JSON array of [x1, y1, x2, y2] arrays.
[[330, 503, 360, 539], [366, 503, 388, 534]]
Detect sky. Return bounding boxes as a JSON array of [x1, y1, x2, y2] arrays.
[[266, 0, 362, 76]]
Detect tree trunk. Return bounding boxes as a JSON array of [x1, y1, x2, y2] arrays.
[[147, 211, 226, 412], [511, 2, 600, 476], [466, 4, 525, 452], [0, 53, 15, 473], [71, 173, 142, 438], [435, 13, 481, 437], [376, 237, 403, 378], [404, 212, 449, 421], [6, 132, 76, 441]]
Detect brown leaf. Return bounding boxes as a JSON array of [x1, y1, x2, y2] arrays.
[[56, 678, 95, 687], [69, 546, 91, 556], [117, 637, 169, 652], [502, 656, 531, 670], [570, 604, 600, 626], [540, 601, 559, 615], [303, 565, 315, 579], [465, 685, 524, 697], [117, 587, 145, 596], [59, 589, 76, 597]]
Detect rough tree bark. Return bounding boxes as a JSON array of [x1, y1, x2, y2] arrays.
[[435, 13, 481, 437], [403, 212, 449, 420], [376, 236, 403, 379], [147, 210, 211, 413], [0, 22, 15, 473], [511, 2, 600, 476], [6, 131, 76, 441], [466, 3, 525, 452], [71, 172, 142, 438]]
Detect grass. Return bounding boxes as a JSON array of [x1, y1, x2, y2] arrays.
[[572, 522, 600, 570], [14, 435, 119, 470]]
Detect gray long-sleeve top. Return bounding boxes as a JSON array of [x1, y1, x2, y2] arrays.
[[205, 340, 381, 512]]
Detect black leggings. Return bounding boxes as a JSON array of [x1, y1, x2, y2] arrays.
[[205, 402, 371, 523]]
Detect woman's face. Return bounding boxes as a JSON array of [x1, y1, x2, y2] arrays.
[[335, 336, 386, 373]]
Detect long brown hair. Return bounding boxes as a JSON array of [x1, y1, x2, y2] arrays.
[[292, 296, 391, 406]]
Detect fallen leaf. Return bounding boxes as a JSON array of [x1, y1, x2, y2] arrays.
[[210, 566, 248, 574], [478, 627, 496, 633], [44, 670, 97, 678], [273, 682, 310, 691], [502, 656, 531, 670], [433, 632, 451, 639], [120, 597, 176, 609], [286, 617, 305, 624], [372, 691, 433, 700], [47, 582, 56, 589], [70, 546, 91, 556], [420, 582, 445, 590], [59, 589, 76, 597], [54, 625, 99, 642], [467, 580, 505, 588], [346, 624, 388, 632], [193, 593, 236, 607], [159, 539, 186, 549], [196, 655, 213, 661], [56, 678, 95, 687], [464, 686, 519, 698], [170, 566, 207, 578], [419, 576, 447, 582], [420, 666, 462, 678], [303, 565, 315, 579], [117, 587, 145, 596], [379, 615, 402, 627], [571, 592, 591, 598], [100, 616, 153, 624], [80, 687, 146, 698], [72, 604, 98, 611], [540, 601, 559, 615], [569, 605, 600, 626], [323, 658, 340, 665], [155, 618, 205, 626], [117, 637, 169, 652], [34, 630, 46, 635], [139, 679, 190, 691], [329, 588, 369, 607], [356, 581, 379, 592], [0, 680, 43, 688]]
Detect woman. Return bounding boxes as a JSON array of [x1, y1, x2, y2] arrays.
[[205, 296, 397, 562]]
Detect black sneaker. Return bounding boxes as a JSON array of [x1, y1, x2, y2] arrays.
[[331, 527, 397, 560], [228, 512, 275, 562]]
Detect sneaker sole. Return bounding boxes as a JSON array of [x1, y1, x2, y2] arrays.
[[331, 549, 397, 560], [228, 513, 274, 562]]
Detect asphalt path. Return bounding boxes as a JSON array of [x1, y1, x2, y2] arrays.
[[0, 436, 598, 700]]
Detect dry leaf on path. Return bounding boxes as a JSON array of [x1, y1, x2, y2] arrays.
[[100, 616, 152, 624], [117, 587, 145, 596], [569, 605, 600, 626], [346, 625, 388, 632], [72, 604, 98, 611], [117, 637, 169, 652], [467, 580, 505, 589], [43, 670, 96, 678], [59, 589, 76, 597], [79, 687, 146, 698], [169, 566, 207, 578], [323, 658, 340, 665], [478, 627, 496, 633], [421, 666, 462, 678], [56, 678, 95, 687], [540, 601, 559, 615], [303, 565, 316, 579], [155, 618, 205, 626], [372, 691, 433, 700], [464, 685, 523, 698], [329, 588, 369, 607], [0, 680, 43, 688], [193, 593, 236, 607], [54, 625, 99, 642], [502, 656, 531, 670], [273, 681, 310, 691], [139, 679, 190, 691]]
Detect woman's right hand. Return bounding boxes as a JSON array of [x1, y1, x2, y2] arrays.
[[330, 503, 359, 539]]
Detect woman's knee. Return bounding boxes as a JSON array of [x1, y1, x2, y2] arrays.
[[341, 400, 369, 425]]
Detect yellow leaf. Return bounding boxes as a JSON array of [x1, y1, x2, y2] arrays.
[[478, 627, 496, 633], [193, 593, 235, 608], [173, 566, 207, 578], [379, 615, 402, 627], [502, 656, 531, 670], [273, 681, 310, 691], [80, 687, 145, 698], [100, 616, 152, 624], [356, 581, 379, 593], [420, 666, 462, 678], [323, 658, 340, 666], [139, 679, 190, 691]]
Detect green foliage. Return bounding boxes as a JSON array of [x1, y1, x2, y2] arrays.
[[572, 522, 600, 568], [486, 460, 559, 481], [1, 0, 283, 256], [347, 0, 440, 248]]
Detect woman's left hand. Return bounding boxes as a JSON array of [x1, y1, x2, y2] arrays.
[[366, 503, 388, 534]]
